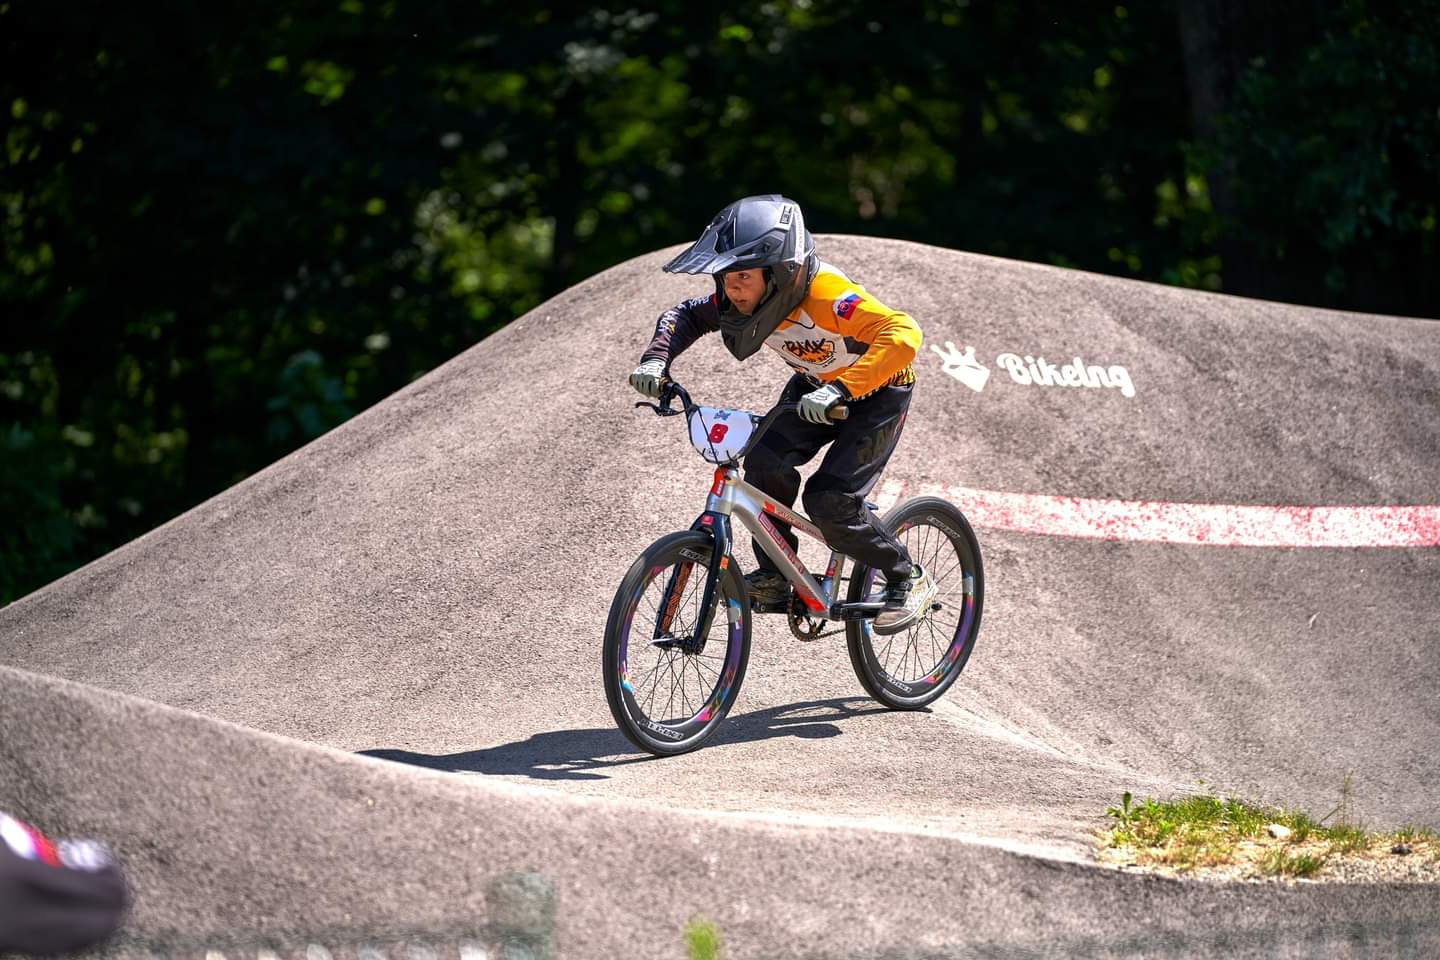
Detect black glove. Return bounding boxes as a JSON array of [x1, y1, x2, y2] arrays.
[[0, 813, 128, 955]]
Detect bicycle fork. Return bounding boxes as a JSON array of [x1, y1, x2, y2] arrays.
[[651, 507, 734, 654]]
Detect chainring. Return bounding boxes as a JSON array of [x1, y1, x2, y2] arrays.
[[787, 608, 845, 641]]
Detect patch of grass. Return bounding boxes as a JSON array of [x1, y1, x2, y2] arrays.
[[1102, 790, 1269, 873], [1394, 824, 1437, 844], [1327, 823, 1372, 855], [685, 918, 722, 960], [1100, 775, 1437, 880], [1261, 847, 1327, 878], [1285, 810, 1322, 843]]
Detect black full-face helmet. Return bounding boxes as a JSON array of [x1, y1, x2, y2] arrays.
[[663, 194, 819, 360]]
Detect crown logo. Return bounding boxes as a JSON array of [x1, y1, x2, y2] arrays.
[[930, 342, 991, 393]]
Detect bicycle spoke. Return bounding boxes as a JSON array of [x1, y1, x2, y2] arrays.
[[924, 618, 943, 664], [924, 617, 947, 665], [929, 554, 964, 591], [662, 653, 682, 720], [641, 657, 664, 716], [688, 656, 708, 705], [636, 646, 667, 688], [875, 631, 897, 672], [670, 653, 691, 718], [691, 654, 723, 681]]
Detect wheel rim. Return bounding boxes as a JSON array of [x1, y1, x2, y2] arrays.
[[617, 560, 745, 744], [859, 517, 978, 693]]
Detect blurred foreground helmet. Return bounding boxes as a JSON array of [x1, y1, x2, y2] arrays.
[[0, 812, 128, 955], [663, 194, 818, 360]]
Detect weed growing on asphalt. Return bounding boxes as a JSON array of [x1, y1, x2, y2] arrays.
[[1099, 774, 1437, 881]]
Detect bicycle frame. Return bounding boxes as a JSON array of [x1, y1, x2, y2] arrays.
[[662, 466, 850, 650], [642, 380, 874, 646], [709, 465, 845, 611]]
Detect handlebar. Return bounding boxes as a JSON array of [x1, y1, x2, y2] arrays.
[[634, 378, 848, 464], [637, 379, 849, 422]]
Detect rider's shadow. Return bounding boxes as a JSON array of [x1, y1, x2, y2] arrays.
[[358, 697, 887, 782]]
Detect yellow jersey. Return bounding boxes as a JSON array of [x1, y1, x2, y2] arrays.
[[644, 262, 921, 399]]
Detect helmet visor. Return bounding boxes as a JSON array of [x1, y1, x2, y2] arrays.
[[662, 219, 743, 275], [662, 195, 798, 276]]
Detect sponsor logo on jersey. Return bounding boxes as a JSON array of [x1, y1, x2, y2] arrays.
[[783, 339, 836, 366], [833, 291, 862, 320]]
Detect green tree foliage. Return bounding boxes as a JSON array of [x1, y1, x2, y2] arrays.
[[1211, 0, 1440, 314], [2, 0, 1436, 604]]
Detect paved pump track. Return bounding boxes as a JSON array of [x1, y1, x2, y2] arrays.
[[2, 237, 1438, 958]]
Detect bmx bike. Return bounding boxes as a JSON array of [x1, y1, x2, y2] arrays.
[[602, 379, 984, 756]]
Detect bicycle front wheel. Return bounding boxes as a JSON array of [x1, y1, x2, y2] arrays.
[[603, 531, 751, 756], [846, 496, 984, 709]]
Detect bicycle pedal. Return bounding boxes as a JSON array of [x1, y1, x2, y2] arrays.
[[834, 600, 886, 621]]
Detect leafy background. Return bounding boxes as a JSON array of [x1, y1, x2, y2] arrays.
[[2, 0, 1436, 604]]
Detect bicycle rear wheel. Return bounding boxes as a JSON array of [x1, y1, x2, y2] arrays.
[[603, 531, 751, 756], [845, 496, 983, 709]]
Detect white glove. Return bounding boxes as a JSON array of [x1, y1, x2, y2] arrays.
[[798, 382, 846, 424], [628, 359, 667, 398]]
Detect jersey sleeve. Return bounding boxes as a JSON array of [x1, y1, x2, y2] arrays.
[[641, 295, 722, 369], [829, 290, 923, 397]]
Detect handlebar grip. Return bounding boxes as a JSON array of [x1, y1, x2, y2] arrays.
[[829, 405, 849, 421]]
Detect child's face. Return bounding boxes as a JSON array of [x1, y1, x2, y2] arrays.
[[722, 269, 767, 316]]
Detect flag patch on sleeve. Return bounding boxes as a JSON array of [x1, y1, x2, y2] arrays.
[[833, 292, 862, 320]]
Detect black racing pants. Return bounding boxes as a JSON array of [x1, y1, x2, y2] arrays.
[[743, 374, 914, 583]]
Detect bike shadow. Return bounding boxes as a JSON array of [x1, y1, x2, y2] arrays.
[[358, 697, 888, 782]]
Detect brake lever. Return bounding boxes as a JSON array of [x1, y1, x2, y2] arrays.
[[634, 400, 683, 417]]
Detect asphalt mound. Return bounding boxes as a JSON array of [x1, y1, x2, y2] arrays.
[[3, 237, 1438, 956], [5, 665, 1439, 959]]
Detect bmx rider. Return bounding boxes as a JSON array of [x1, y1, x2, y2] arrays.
[[628, 194, 933, 632]]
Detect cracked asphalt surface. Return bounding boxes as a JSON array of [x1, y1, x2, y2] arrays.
[[3, 237, 1438, 958]]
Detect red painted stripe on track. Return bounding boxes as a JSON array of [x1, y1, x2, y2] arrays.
[[876, 480, 1440, 548]]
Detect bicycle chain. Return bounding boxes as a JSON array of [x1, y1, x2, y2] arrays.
[[787, 611, 848, 642]]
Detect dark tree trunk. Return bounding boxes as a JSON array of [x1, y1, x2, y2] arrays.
[[1176, 0, 1315, 302]]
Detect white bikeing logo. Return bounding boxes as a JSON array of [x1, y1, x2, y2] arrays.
[[930, 342, 1135, 399]]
